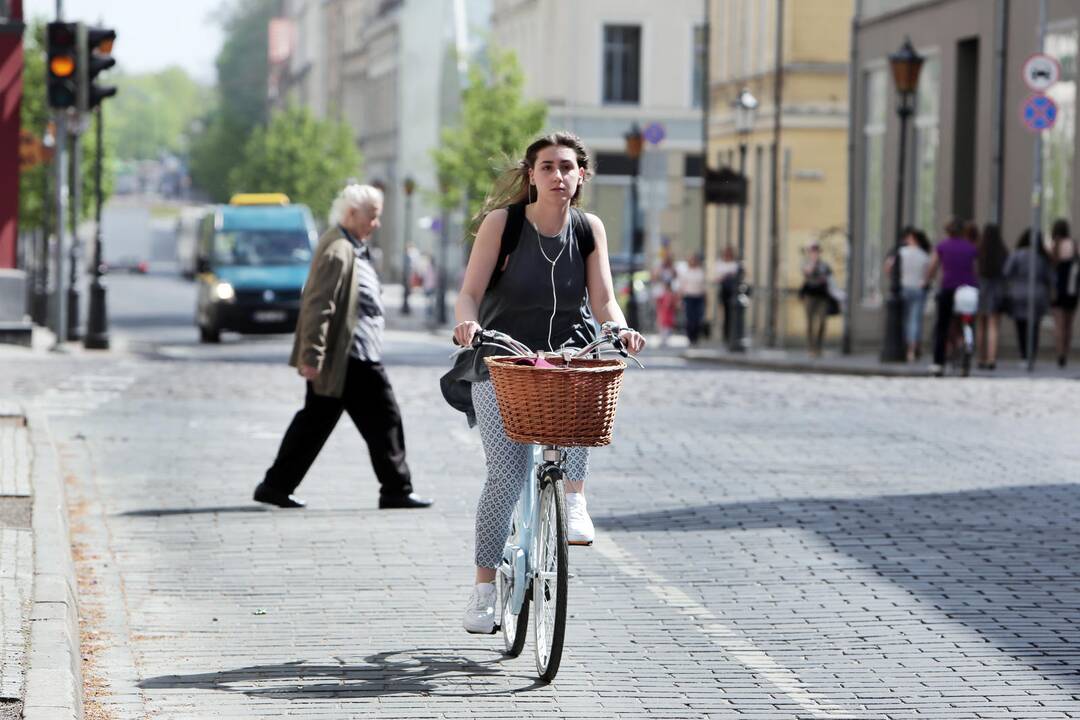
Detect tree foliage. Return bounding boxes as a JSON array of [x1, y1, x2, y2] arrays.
[[189, 0, 276, 201], [109, 68, 211, 161], [228, 105, 361, 222], [432, 46, 546, 226]]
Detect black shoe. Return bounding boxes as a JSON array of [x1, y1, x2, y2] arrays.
[[253, 482, 306, 508], [1060, 356, 1067, 368], [378, 492, 434, 509]]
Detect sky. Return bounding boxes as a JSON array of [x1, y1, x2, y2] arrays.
[[23, 0, 225, 84]]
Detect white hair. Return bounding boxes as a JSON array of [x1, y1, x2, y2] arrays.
[[328, 184, 383, 227]]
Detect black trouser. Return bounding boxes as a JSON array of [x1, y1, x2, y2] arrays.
[[263, 358, 413, 497], [1014, 317, 1042, 361], [683, 295, 706, 344], [932, 289, 956, 366]]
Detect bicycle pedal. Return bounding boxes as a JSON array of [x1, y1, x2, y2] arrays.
[[568, 540, 594, 547]]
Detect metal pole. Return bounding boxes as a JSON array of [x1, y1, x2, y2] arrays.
[[843, 0, 862, 355], [766, 0, 784, 346], [700, 0, 710, 260], [1026, 0, 1046, 372], [881, 94, 912, 362], [85, 105, 108, 349], [436, 205, 449, 325], [67, 122, 81, 340], [50, 114, 67, 345], [627, 155, 641, 329], [401, 191, 412, 315], [729, 141, 748, 351]]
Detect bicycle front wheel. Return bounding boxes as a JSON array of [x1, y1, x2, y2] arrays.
[[498, 520, 529, 657], [533, 476, 568, 682]]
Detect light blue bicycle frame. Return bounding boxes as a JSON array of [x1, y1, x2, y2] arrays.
[[501, 444, 556, 614]]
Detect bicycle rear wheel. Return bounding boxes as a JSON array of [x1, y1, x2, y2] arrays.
[[498, 520, 529, 657], [533, 476, 568, 682]]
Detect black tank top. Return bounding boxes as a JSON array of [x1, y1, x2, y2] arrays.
[[477, 215, 591, 357]]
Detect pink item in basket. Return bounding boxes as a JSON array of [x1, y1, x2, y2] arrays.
[[512, 355, 562, 369]]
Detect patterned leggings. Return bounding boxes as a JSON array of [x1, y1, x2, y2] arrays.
[[471, 380, 590, 568]]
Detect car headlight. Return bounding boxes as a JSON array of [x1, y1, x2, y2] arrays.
[[214, 281, 235, 302]]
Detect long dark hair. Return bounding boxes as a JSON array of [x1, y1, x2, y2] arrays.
[[903, 226, 931, 253], [977, 223, 1008, 277], [473, 131, 594, 233], [1016, 229, 1049, 258]]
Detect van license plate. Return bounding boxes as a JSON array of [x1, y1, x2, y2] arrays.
[[253, 310, 286, 323]]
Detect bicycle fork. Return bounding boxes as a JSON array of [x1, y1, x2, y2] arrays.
[[501, 446, 565, 617]]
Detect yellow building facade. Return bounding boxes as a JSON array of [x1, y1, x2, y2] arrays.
[[706, 0, 853, 347]]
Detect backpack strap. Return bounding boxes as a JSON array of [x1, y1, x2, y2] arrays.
[[571, 207, 596, 259], [487, 202, 527, 290]]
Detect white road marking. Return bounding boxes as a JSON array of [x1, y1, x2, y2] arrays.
[[594, 537, 859, 719]]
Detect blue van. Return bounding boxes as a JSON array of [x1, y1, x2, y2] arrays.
[[195, 194, 318, 343]]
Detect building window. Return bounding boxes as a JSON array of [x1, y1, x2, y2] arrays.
[[1044, 24, 1077, 228], [911, 54, 939, 235], [603, 24, 641, 104], [862, 67, 887, 301], [692, 24, 706, 108]]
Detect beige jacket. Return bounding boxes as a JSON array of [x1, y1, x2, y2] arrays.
[[289, 226, 359, 398]]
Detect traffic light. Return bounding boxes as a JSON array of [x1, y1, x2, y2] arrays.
[[46, 21, 78, 109], [78, 24, 117, 111]]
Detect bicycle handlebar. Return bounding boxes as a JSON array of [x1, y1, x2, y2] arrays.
[[452, 322, 643, 367]]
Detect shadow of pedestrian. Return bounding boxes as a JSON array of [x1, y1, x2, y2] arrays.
[[117, 506, 271, 517], [596, 482, 1080, 685], [138, 648, 547, 698]]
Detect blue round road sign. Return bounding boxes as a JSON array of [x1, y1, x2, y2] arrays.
[[1022, 93, 1058, 132], [643, 122, 666, 145]]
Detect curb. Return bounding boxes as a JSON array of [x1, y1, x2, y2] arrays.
[[682, 349, 928, 378], [23, 409, 82, 720]]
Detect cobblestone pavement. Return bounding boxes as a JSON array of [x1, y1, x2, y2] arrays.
[[0, 419, 31, 712], [3, 273, 1080, 717]]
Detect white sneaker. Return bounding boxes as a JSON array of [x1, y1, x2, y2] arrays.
[[566, 492, 595, 546], [462, 582, 497, 634]]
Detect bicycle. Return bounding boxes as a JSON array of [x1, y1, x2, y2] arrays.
[[455, 322, 642, 682]]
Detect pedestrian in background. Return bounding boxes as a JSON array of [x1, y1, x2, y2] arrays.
[[255, 184, 433, 510], [678, 253, 707, 345], [884, 227, 931, 363], [799, 241, 832, 357], [714, 245, 740, 343], [924, 218, 978, 376], [655, 279, 679, 347], [976, 223, 1008, 370], [1003, 228, 1053, 364], [1050, 219, 1079, 367]]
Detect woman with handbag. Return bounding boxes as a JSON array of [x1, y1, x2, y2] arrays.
[[445, 132, 645, 634]]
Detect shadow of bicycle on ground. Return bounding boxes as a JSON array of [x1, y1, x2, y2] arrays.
[[138, 647, 548, 699]]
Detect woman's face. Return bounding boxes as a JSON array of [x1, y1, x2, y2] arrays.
[[530, 145, 584, 202], [904, 233, 917, 247]]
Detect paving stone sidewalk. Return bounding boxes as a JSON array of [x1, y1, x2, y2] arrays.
[[0, 412, 31, 717], [6, 330, 1080, 719]]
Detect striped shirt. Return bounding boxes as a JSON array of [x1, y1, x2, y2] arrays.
[[341, 225, 385, 362]]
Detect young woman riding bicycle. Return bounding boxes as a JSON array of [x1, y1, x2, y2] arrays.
[[446, 132, 646, 634]]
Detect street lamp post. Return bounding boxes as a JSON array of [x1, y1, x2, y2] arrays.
[[401, 176, 415, 316], [436, 178, 450, 326], [624, 123, 644, 330], [881, 38, 924, 363], [730, 88, 758, 352], [84, 105, 109, 349]]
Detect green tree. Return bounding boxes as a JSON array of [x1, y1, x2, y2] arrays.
[[228, 105, 361, 221], [432, 46, 546, 228], [108, 67, 212, 161], [189, 0, 277, 201]]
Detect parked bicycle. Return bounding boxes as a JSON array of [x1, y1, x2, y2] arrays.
[[453, 322, 642, 682]]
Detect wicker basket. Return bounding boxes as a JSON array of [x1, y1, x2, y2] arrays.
[[484, 355, 626, 447]]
